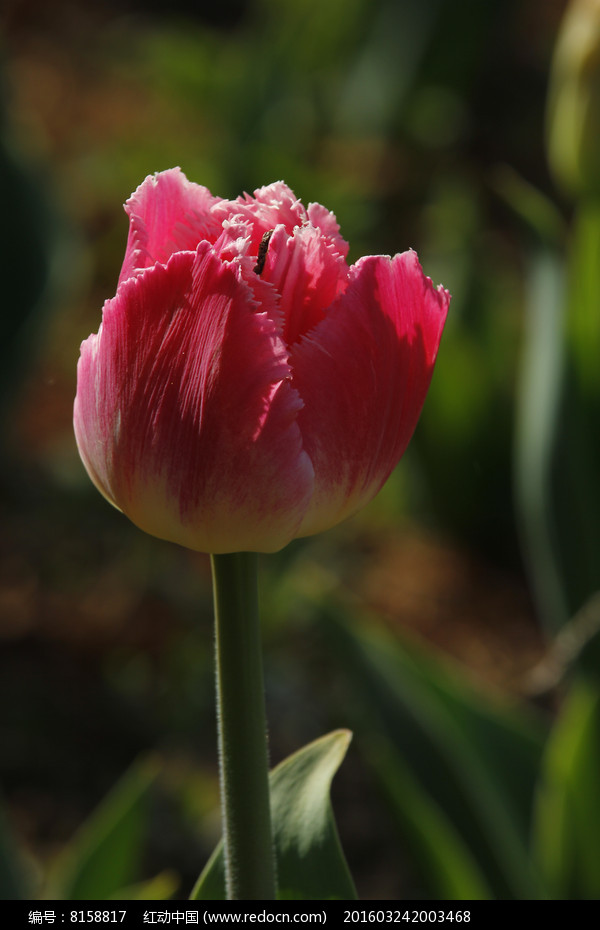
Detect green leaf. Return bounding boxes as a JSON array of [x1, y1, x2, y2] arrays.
[[46, 755, 159, 900], [191, 730, 356, 901], [514, 248, 570, 632], [109, 870, 179, 901], [515, 208, 600, 629], [556, 205, 600, 615], [373, 737, 492, 900], [322, 607, 546, 899], [533, 679, 600, 899], [568, 204, 600, 399]]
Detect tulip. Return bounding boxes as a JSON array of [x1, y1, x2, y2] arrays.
[[74, 168, 449, 555], [74, 169, 450, 900]]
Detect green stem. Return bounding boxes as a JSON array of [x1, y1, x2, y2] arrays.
[[210, 552, 276, 900]]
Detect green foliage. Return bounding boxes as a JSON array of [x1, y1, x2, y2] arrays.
[[546, 0, 600, 199], [533, 680, 600, 899], [513, 249, 569, 632], [371, 738, 492, 900], [321, 605, 547, 899], [109, 871, 179, 901], [191, 730, 356, 901], [513, 207, 600, 630], [556, 206, 600, 615], [45, 756, 159, 900], [568, 204, 600, 398]]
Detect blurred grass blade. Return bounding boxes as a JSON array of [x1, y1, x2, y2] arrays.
[[322, 606, 545, 899], [527, 592, 600, 693], [516, 209, 600, 629], [491, 165, 565, 246], [513, 249, 569, 632], [558, 205, 600, 612], [109, 870, 179, 901], [533, 679, 600, 899], [374, 736, 491, 899], [46, 755, 159, 900], [568, 204, 600, 397], [336, 0, 440, 135], [191, 730, 356, 901]]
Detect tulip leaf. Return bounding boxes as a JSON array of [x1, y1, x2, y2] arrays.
[[46, 755, 158, 900], [321, 606, 545, 899], [191, 730, 356, 900], [533, 678, 600, 899]]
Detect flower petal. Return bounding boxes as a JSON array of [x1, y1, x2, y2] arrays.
[[290, 251, 450, 536], [212, 181, 307, 252], [118, 168, 224, 286], [75, 243, 314, 553], [261, 224, 349, 345], [307, 201, 349, 259]]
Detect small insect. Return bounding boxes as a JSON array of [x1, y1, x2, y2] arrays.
[[254, 228, 274, 275]]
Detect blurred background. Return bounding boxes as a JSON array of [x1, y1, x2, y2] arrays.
[[1, 0, 599, 901]]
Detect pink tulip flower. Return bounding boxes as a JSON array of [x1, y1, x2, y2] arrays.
[[74, 169, 450, 554]]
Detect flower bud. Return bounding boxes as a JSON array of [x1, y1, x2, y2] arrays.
[[74, 170, 449, 553]]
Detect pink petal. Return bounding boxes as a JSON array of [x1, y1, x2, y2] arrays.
[[75, 243, 314, 553], [212, 181, 307, 252], [118, 168, 224, 286], [307, 201, 349, 259], [290, 251, 450, 536], [261, 224, 349, 345]]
